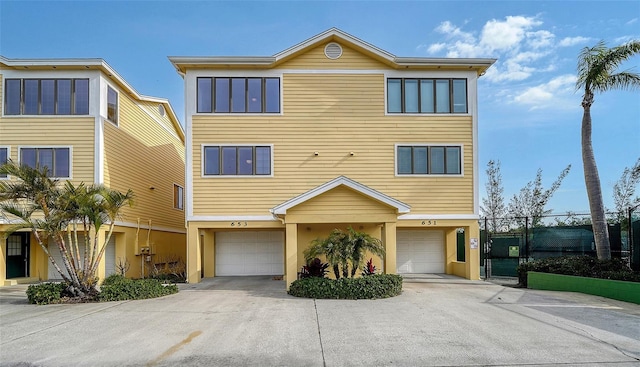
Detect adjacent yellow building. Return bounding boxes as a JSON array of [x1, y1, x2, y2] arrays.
[[0, 57, 186, 286], [170, 28, 495, 287]]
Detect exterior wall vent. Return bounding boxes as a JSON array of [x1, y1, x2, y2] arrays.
[[324, 43, 343, 59]]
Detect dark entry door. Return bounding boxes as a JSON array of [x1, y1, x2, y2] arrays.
[[6, 233, 29, 278]]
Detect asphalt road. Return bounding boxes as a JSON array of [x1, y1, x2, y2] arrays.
[[0, 275, 639, 366]]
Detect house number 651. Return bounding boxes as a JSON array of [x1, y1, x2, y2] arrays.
[[421, 220, 437, 225]]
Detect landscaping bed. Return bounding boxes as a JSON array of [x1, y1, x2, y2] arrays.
[[288, 274, 403, 299]]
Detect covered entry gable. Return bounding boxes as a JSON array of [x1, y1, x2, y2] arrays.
[[271, 176, 410, 223]]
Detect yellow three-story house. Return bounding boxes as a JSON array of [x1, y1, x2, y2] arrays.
[[170, 29, 495, 288]]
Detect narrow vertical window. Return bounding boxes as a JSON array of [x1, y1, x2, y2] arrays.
[[57, 79, 72, 115], [231, 78, 246, 113], [446, 147, 461, 174], [215, 78, 230, 113], [107, 86, 118, 125], [0, 148, 8, 178], [203, 146, 220, 175], [255, 146, 271, 175], [430, 147, 445, 174], [264, 78, 280, 113], [404, 79, 419, 113], [20, 148, 37, 169], [420, 80, 434, 113], [54, 148, 70, 177], [38, 148, 54, 172], [413, 147, 428, 174], [237, 146, 253, 175], [41, 80, 55, 114], [435, 80, 450, 113], [23, 80, 39, 115], [221, 146, 237, 175], [5, 79, 22, 115], [247, 78, 262, 113], [397, 146, 412, 174], [452, 79, 467, 113], [173, 184, 184, 210], [387, 79, 402, 113], [197, 77, 212, 113], [74, 79, 90, 115]]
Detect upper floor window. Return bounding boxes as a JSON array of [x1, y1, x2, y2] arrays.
[[203, 145, 272, 176], [173, 184, 184, 210], [387, 78, 467, 114], [197, 77, 280, 114], [4, 78, 89, 116], [0, 147, 8, 179], [20, 147, 71, 178], [397, 145, 461, 175], [107, 86, 118, 125]]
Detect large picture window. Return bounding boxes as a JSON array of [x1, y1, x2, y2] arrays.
[[397, 145, 461, 175], [20, 147, 71, 178], [4, 78, 89, 115], [197, 77, 280, 114], [387, 78, 467, 114], [203, 145, 272, 176]]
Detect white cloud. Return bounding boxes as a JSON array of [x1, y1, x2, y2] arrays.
[[626, 18, 638, 25], [427, 43, 446, 54], [479, 16, 542, 53], [513, 74, 577, 110], [527, 30, 555, 49], [558, 36, 590, 47], [435, 21, 476, 43]]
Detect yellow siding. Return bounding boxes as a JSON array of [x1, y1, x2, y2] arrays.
[[103, 90, 185, 231], [288, 186, 396, 216], [0, 117, 95, 184], [192, 73, 473, 216], [0, 74, 3, 116], [277, 42, 391, 70]]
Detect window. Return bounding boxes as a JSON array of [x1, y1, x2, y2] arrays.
[[20, 147, 71, 178], [173, 184, 184, 210], [4, 78, 90, 115], [107, 86, 118, 124], [197, 77, 280, 113], [396, 145, 461, 175], [203, 145, 271, 176], [0, 147, 8, 179], [387, 78, 467, 114]]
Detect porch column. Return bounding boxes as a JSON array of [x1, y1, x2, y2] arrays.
[[202, 230, 215, 278], [95, 228, 107, 283], [285, 223, 298, 289], [383, 222, 397, 274], [186, 223, 201, 283], [466, 223, 480, 280], [0, 234, 6, 285]]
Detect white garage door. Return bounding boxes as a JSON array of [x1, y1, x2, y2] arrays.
[[48, 236, 116, 280], [396, 230, 445, 274], [215, 231, 284, 276]]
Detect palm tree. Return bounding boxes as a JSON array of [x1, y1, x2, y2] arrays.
[[304, 227, 385, 278], [0, 161, 134, 297], [576, 40, 640, 259]]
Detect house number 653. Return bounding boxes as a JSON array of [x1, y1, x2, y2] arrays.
[[421, 220, 437, 225], [231, 222, 248, 227]]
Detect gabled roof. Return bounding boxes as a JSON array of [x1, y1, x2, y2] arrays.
[[0, 56, 185, 142], [168, 28, 495, 75], [270, 176, 411, 215]]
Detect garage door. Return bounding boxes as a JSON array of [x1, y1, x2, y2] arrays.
[[48, 236, 116, 280], [396, 230, 445, 273], [215, 231, 284, 276]]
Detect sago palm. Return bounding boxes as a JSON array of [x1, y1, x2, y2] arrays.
[[576, 40, 640, 259]]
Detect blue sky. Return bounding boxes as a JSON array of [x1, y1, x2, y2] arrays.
[[1, 0, 639, 215]]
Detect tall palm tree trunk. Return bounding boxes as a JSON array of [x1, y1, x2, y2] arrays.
[[582, 92, 611, 259]]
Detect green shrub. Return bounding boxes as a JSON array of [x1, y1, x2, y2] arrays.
[[288, 274, 402, 299], [98, 274, 178, 302], [517, 256, 640, 287], [26, 282, 66, 305]]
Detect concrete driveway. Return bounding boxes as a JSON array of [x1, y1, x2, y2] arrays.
[[0, 275, 639, 366]]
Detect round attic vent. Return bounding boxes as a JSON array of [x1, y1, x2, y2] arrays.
[[324, 43, 343, 59]]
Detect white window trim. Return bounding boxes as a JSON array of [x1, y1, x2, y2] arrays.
[[383, 73, 473, 117], [173, 183, 184, 211], [0, 145, 10, 180], [17, 145, 73, 179], [200, 143, 274, 178], [394, 143, 464, 177], [187, 70, 284, 116], [106, 85, 119, 126]]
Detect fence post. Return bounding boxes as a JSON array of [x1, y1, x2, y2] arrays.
[[525, 216, 529, 262], [484, 217, 489, 279]]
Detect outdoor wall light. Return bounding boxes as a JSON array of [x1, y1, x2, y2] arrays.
[[314, 151, 319, 156]]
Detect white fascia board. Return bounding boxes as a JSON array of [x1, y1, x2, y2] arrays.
[[398, 214, 480, 220], [271, 176, 410, 215], [188, 215, 278, 222]]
